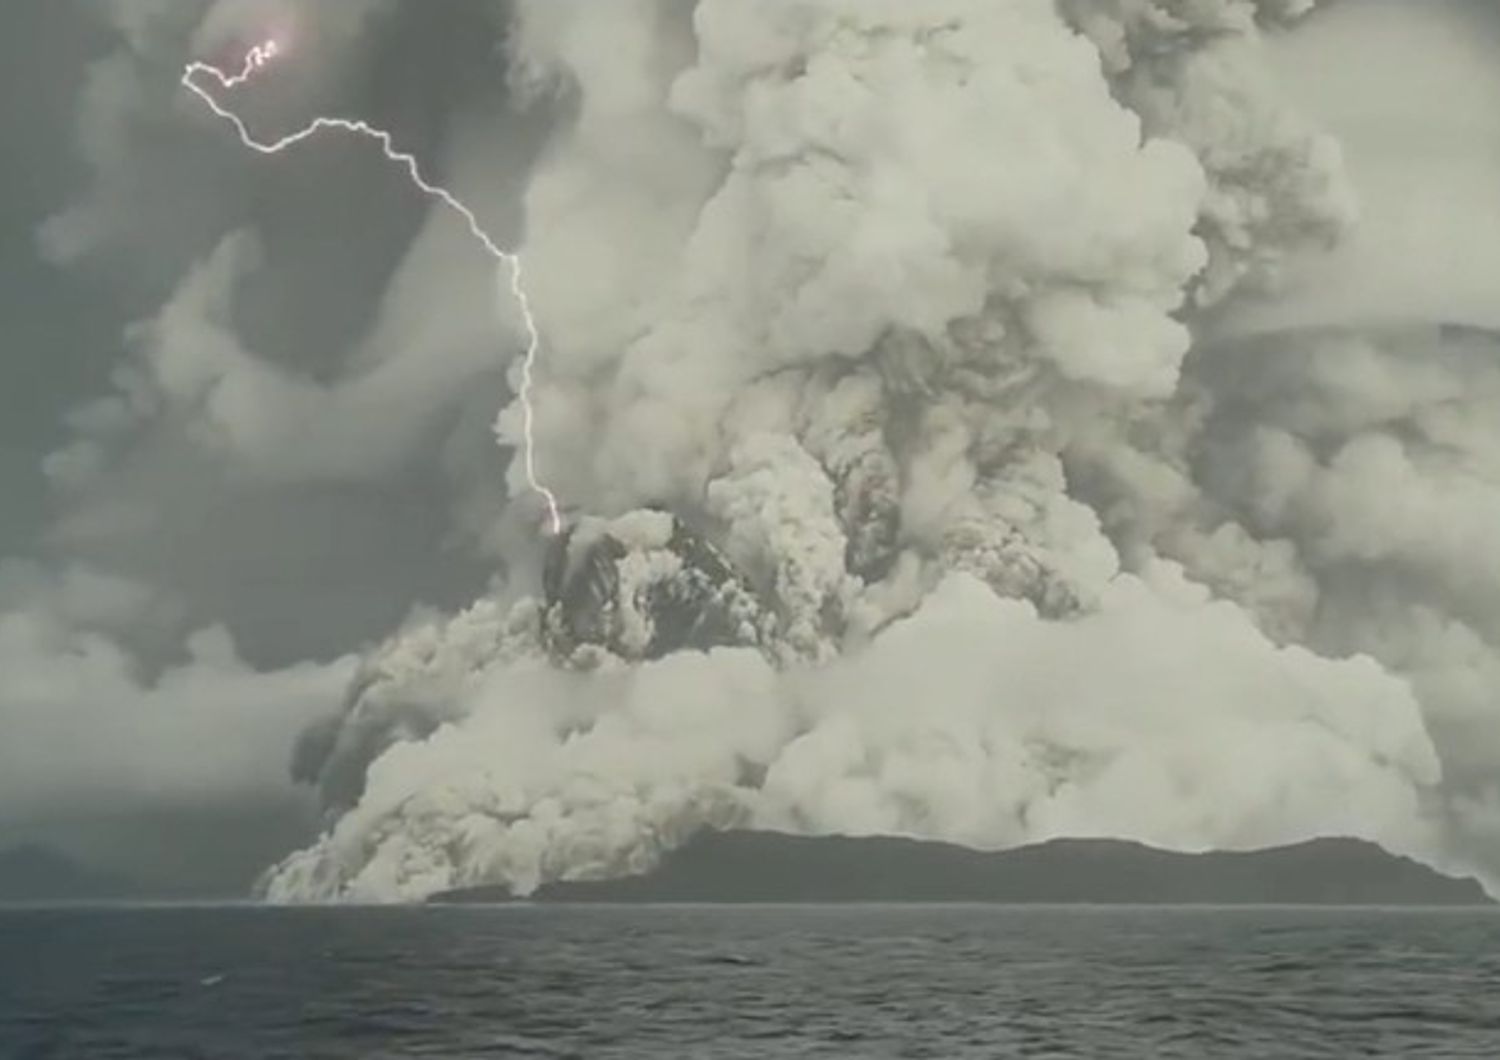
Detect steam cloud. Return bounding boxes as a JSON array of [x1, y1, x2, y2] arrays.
[[9, 0, 1500, 899]]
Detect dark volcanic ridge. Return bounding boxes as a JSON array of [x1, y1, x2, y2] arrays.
[[434, 831, 1493, 906]]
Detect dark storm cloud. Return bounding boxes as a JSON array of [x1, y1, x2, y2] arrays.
[[0, 0, 554, 892], [0, 1, 118, 554]]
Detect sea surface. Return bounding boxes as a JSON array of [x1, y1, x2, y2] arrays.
[[1, 905, 1496, 1058]]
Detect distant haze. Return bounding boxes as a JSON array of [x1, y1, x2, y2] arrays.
[[1221, 0, 1500, 336]]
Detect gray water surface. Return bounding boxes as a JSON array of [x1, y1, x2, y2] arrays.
[[2, 905, 1496, 1058]]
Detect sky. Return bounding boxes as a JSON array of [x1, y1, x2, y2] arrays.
[[0, 0, 548, 891], [0, 3, 114, 555], [3, 0, 1500, 901]]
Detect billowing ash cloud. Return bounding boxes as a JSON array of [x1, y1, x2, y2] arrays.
[[258, 0, 1486, 901], [266, 558, 1437, 902], [0, 560, 353, 825], [12, 0, 1500, 899]]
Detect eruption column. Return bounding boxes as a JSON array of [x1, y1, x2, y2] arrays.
[[181, 40, 564, 535]]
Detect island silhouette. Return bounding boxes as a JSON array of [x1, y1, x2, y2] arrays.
[[434, 831, 1492, 906]]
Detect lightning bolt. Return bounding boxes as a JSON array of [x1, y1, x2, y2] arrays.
[[181, 40, 564, 536]]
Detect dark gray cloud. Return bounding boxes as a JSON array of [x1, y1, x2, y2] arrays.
[[0, 0, 554, 893], [0, 1, 118, 554]]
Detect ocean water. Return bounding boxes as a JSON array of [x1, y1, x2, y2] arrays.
[[1, 905, 1496, 1058]]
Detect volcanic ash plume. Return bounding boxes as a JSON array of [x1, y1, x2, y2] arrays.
[[261, 0, 1490, 901]]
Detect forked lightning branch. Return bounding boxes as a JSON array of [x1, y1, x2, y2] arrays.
[[182, 39, 564, 536]]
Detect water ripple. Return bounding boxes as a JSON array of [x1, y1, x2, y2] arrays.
[[1, 905, 1496, 1058]]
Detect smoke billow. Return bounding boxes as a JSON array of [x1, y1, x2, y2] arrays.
[[262, 0, 1476, 900], [13, 0, 1500, 899]]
